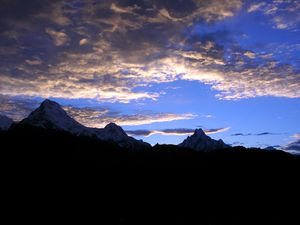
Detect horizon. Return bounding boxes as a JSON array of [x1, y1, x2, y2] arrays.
[[1, 98, 298, 154], [0, 0, 299, 153], [0, 98, 228, 144]]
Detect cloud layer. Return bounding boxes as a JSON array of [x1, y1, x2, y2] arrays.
[[0, 95, 39, 121], [284, 134, 300, 152], [65, 105, 197, 127], [248, 0, 300, 30], [231, 132, 281, 137], [1, 0, 299, 102], [126, 127, 230, 137], [284, 139, 300, 151]]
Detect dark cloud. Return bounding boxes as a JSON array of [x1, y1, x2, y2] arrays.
[[0, 0, 246, 102], [0, 0, 56, 24], [230, 141, 245, 146], [157, 0, 197, 18], [162, 128, 195, 134], [0, 95, 39, 121], [231, 132, 280, 136], [125, 130, 152, 137], [284, 139, 300, 151], [231, 133, 247, 136], [126, 127, 229, 137], [1, 0, 299, 103], [285, 145, 300, 151], [257, 132, 275, 136]]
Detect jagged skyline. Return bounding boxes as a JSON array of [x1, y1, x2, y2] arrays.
[[1, 99, 298, 154], [1, 98, 231, 153], [0, 0, 299, 152]]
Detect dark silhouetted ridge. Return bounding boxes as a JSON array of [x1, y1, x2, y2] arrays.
[[179, 128, 229, 151]]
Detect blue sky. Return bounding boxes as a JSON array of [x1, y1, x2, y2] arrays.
[[0, 0, 299, 152]]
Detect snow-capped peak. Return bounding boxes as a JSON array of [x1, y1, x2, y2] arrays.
[[104, 122, 127, 137], [17, 99, 151, 150], [38, 99, 69, 120], [20, 99, 88, 135], [40, 99, 61, 110], [0, 115, 14, 130], [194, 128, 206, 137], [179, 128, 229, 152], [94, 122, 128, 142], [92, 122, 151, 150]]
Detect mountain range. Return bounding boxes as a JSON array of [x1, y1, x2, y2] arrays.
[[1, 99, 229, 152], [0, 99, 298, 171], [16, 99, 151, 151]]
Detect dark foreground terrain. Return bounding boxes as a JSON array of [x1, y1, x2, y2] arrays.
[[2, 125, 299, 224], [2, 125, 298, 166]]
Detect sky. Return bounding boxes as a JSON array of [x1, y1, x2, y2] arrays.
[[0, 0, 299, 153]]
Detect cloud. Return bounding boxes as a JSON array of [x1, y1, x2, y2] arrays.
[[25, 59, 42, 66], [79, 38, 88, 45], [64, 106, 197, 127], [0, 95, 39, 121], [284, 139, 300, 151], [206, 127, 230, 134], [100, 113, 197, 126], [256, 132, 277, 136], [181, 55, 300, 100], [254, 1, 300, 30], [126, 127, 230, 137], [0, 71, 160, 103], [33, 0, 72, 26], [0, 0, 245, 102], [201, 114, 214, 118], [45, 28, 69, 46], [0, 0, 299, 103], [230, 141, 245, 146], [284, 135, 300, 153], [292, 134, 300, 138], [248, 2, 266, 13], [126, 129, 194, 137], [63, 106, 110, 127], [231, 132, 280, 136], [244, 51, 256, 59]]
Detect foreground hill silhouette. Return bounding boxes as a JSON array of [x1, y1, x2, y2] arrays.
[[1, 99, 300, 225], [2, 124, 299, 224], [1, 99, 298, 167], [1, 117, 298, 168]]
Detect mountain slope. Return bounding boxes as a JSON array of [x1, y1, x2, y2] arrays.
[[0, 115, 14, 130], [19, 99, 91, 136], [18, 99, 150, 150], [94, 123, 151, 150], [179, 128, 229, 152]]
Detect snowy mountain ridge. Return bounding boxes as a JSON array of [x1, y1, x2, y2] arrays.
[[179, 128, 229, 152], [16, 99, 229, 152], [19, 99, 150, 150], [20, 99, 90, 136]]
